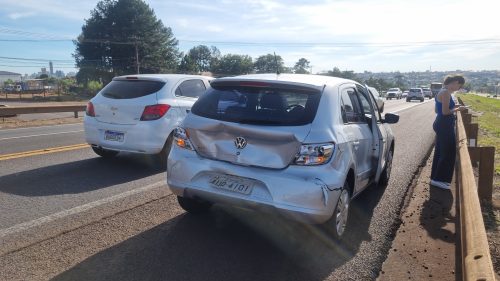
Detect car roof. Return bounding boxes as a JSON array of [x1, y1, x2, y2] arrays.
[[213, 73, 354, 89], [113, 74, 213, 83]]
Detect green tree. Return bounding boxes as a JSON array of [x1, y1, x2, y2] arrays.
[[254, 53, 284, 73], [3, 79, 14, 87], [179, 45, 220, 73], [323, 67, 358, 81], [74, 0, 180, 84], [293, 58, 310, 74], [86, 80, 104, 96], [38, 74, 49, 79], [211, 54, 253, 76]]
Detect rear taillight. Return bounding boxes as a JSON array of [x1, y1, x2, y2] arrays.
[[140, 104, 170, 121], [173, 127, 195, 151], [293, 143, 335, 165], [86, 101, 95, 117]]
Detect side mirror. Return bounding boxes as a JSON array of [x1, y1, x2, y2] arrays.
[[383, 113, 399, 124]]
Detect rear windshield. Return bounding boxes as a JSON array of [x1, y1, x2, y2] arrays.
[[191, 85, 322, 126], [410, 89, 421, 92], [100, 80, 166, 99], [388, 88, 399, 91]]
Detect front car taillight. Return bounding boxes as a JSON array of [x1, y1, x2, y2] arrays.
[[293, 143, 334, 165], [140, 104, 170, 121], [86, 101, 95, 117], [173, 127, 195, 151]]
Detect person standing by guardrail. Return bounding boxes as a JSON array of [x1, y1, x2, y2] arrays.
[[430, 74, 467, 189]]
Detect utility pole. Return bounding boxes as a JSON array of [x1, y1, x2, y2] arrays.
[[134, 42, 140, 74]]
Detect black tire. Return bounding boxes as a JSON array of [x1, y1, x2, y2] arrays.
[[420, 98, 424, 102], [92, 146, 119, 158], [157, 135, 173, 169], [406, 99, 410, 102], [177, 196, 212, 214], [322, 181, 351, 240], [379, 148, 393, 186]]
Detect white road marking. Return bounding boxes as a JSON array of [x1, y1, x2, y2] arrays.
[[0, 130, 84, 141], [0, 181, 168, 238], [0, 123, 82, 132]]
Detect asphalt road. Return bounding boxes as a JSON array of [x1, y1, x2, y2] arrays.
[[0, 98, 436, 281]]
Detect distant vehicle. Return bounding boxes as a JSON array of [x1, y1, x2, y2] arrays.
[[14, 85, 22, 92], [422, 88, 432, 99], [430, 82, 443, 97], [367, 86, 385, 112], [84, 74, 213, 166], [406, 88, 424, 102], [402, 90, 409, 98], [386, 88, 402, 100]]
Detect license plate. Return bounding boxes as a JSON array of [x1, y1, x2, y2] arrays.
[[104, 130, 124, 142], [209, 174, 254, 195]]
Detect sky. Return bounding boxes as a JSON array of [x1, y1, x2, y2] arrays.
[[1, 0, 499, 76]]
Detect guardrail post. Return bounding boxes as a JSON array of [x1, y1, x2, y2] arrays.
[[74, 111, 78, 118], [463, 113, 472, 127], [478, 147, 495, 201]]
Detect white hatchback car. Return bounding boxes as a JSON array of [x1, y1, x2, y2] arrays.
[[84, 74, 213, 165]]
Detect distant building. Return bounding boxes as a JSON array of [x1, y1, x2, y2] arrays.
[[49, 61, 54, 76], [41, 68, 47, 75], [55, 70, 65, 78], [66, 72, 76, 77], [0, 71, 22, 85]]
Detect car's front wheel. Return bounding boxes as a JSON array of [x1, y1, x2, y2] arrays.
[[323, 181, 351, 240], [379, 148, 393, 186], [92, 146, 119, 158], [177, 196, 212, 214]]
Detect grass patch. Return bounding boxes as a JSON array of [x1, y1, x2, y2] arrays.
[[458, 93, 500, 175]]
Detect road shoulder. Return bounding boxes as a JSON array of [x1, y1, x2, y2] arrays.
[[378, 151, 458, 280]]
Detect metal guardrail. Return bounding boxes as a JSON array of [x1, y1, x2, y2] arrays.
[[456, 106, 496, 280], [0, 103, 87, 118]]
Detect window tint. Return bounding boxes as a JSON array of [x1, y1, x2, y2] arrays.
[[341, 88, 364, 123], [356, 88, 372, 118], [175, 79, 206, 98], [191, 86, 321, 126], [101, 80, 165, 99]]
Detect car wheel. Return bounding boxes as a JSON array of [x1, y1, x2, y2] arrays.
[[177, 196, 212, 214], [323, 181, 351, 240], [406, 98, 410, 102], [92, 146, 119, 158], [379, 148, 393, 186], [420, 98, 424, 102], [157, 135, 173, 169]]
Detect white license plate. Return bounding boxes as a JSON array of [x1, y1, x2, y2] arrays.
[[104, 130, 124, 142], [209, 174, 254, 195]]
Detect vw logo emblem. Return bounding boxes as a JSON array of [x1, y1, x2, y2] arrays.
[[234, 137, 247, 149]]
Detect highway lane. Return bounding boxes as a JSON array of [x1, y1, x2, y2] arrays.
[[0, 99, 437, 280], [0, 123, 84, 155]]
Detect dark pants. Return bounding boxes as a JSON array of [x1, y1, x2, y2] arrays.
[[431, 115, 456, 183]]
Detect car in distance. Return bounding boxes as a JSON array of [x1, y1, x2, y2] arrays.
[[422, 87, 432, 99], [402, 90, 409, 98], [406, 88, 425, 102], [84, 74, 213, 166], [386, 88, 402, 100], [367, 86, 385, 112], [167, 74, 399, 240]]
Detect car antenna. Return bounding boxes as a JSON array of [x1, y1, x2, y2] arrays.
[[273, 52, 280, 75]]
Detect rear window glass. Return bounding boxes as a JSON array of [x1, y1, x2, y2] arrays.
[[410, 89, 421, 92], [191, 86, 322, 126], [100, 80, 166, 99]]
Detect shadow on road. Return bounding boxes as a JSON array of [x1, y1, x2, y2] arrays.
[[420, 185, 455, 243], [0, 154, 163, 197], [51, 183, 386, 281]]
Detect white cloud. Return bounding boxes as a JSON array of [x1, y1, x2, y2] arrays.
[[8, 12, 36, 20]]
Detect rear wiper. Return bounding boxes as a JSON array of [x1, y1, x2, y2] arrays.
[[103, 92, 122, 99]]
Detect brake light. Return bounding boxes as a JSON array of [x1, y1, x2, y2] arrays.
[[293, 143, 335, 165], [239, 81, 269, 87], [86, 101, 95, 117], [140, 104, 170, 121]]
